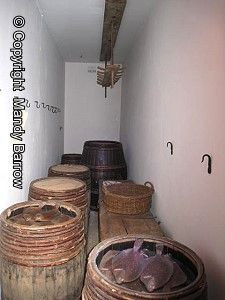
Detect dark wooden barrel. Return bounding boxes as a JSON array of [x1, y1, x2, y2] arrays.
[[28, 177, 89, 235], [61, 153, 82, 164], [82, 235, 207, 300], [81, 140, 127, 210], [0, 201, 86, 300]]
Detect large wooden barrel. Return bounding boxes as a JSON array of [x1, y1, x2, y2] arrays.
[[81, 140, 127, 210], [28, 177, 89, 235], [0, 201, 86, 300], [61, 153, 82, 164], [82, 235, 207, 300]]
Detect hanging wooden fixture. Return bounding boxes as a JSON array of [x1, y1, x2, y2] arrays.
[[97, 0, 127, 98]]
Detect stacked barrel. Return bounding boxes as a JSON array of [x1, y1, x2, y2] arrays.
[[0, 139, 208, 300], [48, 164, 91, 194], [0, 201, 85, 300], [28, 177, 89, 236]]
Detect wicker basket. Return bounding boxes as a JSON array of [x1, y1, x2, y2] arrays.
[[103, 182, 154, 215]]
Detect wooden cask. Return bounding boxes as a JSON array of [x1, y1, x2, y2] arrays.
[[61, 153, 82, 165], [28, 177, 89, 236], [81, 140, 127, 210], [82, 235, 207, 300], [48, 164, 91, 191], [0, 201, 86, 300]]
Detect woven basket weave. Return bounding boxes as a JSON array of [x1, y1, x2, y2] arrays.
[[103, 182, 154, 215]]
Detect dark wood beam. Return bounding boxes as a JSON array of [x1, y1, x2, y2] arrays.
[[100, 0, 127, 62]]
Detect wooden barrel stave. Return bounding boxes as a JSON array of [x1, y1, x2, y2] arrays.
[[81, 141, 127, 210], [61, 153, 82, 165], [28, 177, 89, 236], [0, 201, 86, 300], [1, 246, 85, 300]]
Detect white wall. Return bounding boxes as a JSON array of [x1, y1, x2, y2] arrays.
[[120, 0, 225, 298], [0, 0, 65, 212], [64, 62, 121, 153]]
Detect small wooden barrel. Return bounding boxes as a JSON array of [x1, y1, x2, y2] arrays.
[[61, 153, 82, 164], [103, 182, 154, 215], [48, 164, 91, 191], [0, 201, 86, 300], [28, 177, 89, 235], [81, 140, 127, 210], [82, 235, 207, 300]]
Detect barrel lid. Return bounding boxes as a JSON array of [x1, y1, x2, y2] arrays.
[[51, 164, 89, 173], [32, 177, 85, 192]]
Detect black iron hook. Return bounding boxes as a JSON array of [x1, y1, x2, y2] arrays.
[[34, 101, 40, 108], [25, 99, 30, 108], [201, 154, 212, 174], [167, 142, 173, 155]]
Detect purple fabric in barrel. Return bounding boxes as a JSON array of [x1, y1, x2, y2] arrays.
[[111, 239, 148, 284], [163, 261, 187, 291], [140, 253, 174, 292]]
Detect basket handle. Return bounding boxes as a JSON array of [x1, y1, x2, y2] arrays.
[[144, 181, 154, 192]]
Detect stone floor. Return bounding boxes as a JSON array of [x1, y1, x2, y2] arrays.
[[87, 211, 99, 254]]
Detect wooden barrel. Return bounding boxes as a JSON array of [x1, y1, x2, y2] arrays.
[[61, 153, 82, 164], [0, 201, 86, 300], [28, 177, 89, 236], [82, 235, 207, 300], [81, 140, 127, 210], [48, 164, 91, 191]]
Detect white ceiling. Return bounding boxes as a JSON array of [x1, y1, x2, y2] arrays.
[[37, 0, 153, 63]]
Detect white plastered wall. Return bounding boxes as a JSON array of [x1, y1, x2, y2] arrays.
[[0, 0, 65, 212], [64, 62, 121, 153], [120, 0, 225, 298]]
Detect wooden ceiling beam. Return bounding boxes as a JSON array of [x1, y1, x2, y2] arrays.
[[100, 0, 127, 62]]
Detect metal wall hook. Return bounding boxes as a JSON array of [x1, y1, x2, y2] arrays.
[[201, 154, 212, 174], [167, 142, 173, 155], [34, 101, 40, 108], [25, 99, 30, 108]]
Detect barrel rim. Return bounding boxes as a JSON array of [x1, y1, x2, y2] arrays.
[[83, 140, 122, 148], [30, 177, 86, 194], [49, 164, 90, 174], [87, 234, 206, 298], [0, 200, 82, 230], [62, 153, 82, 157]]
